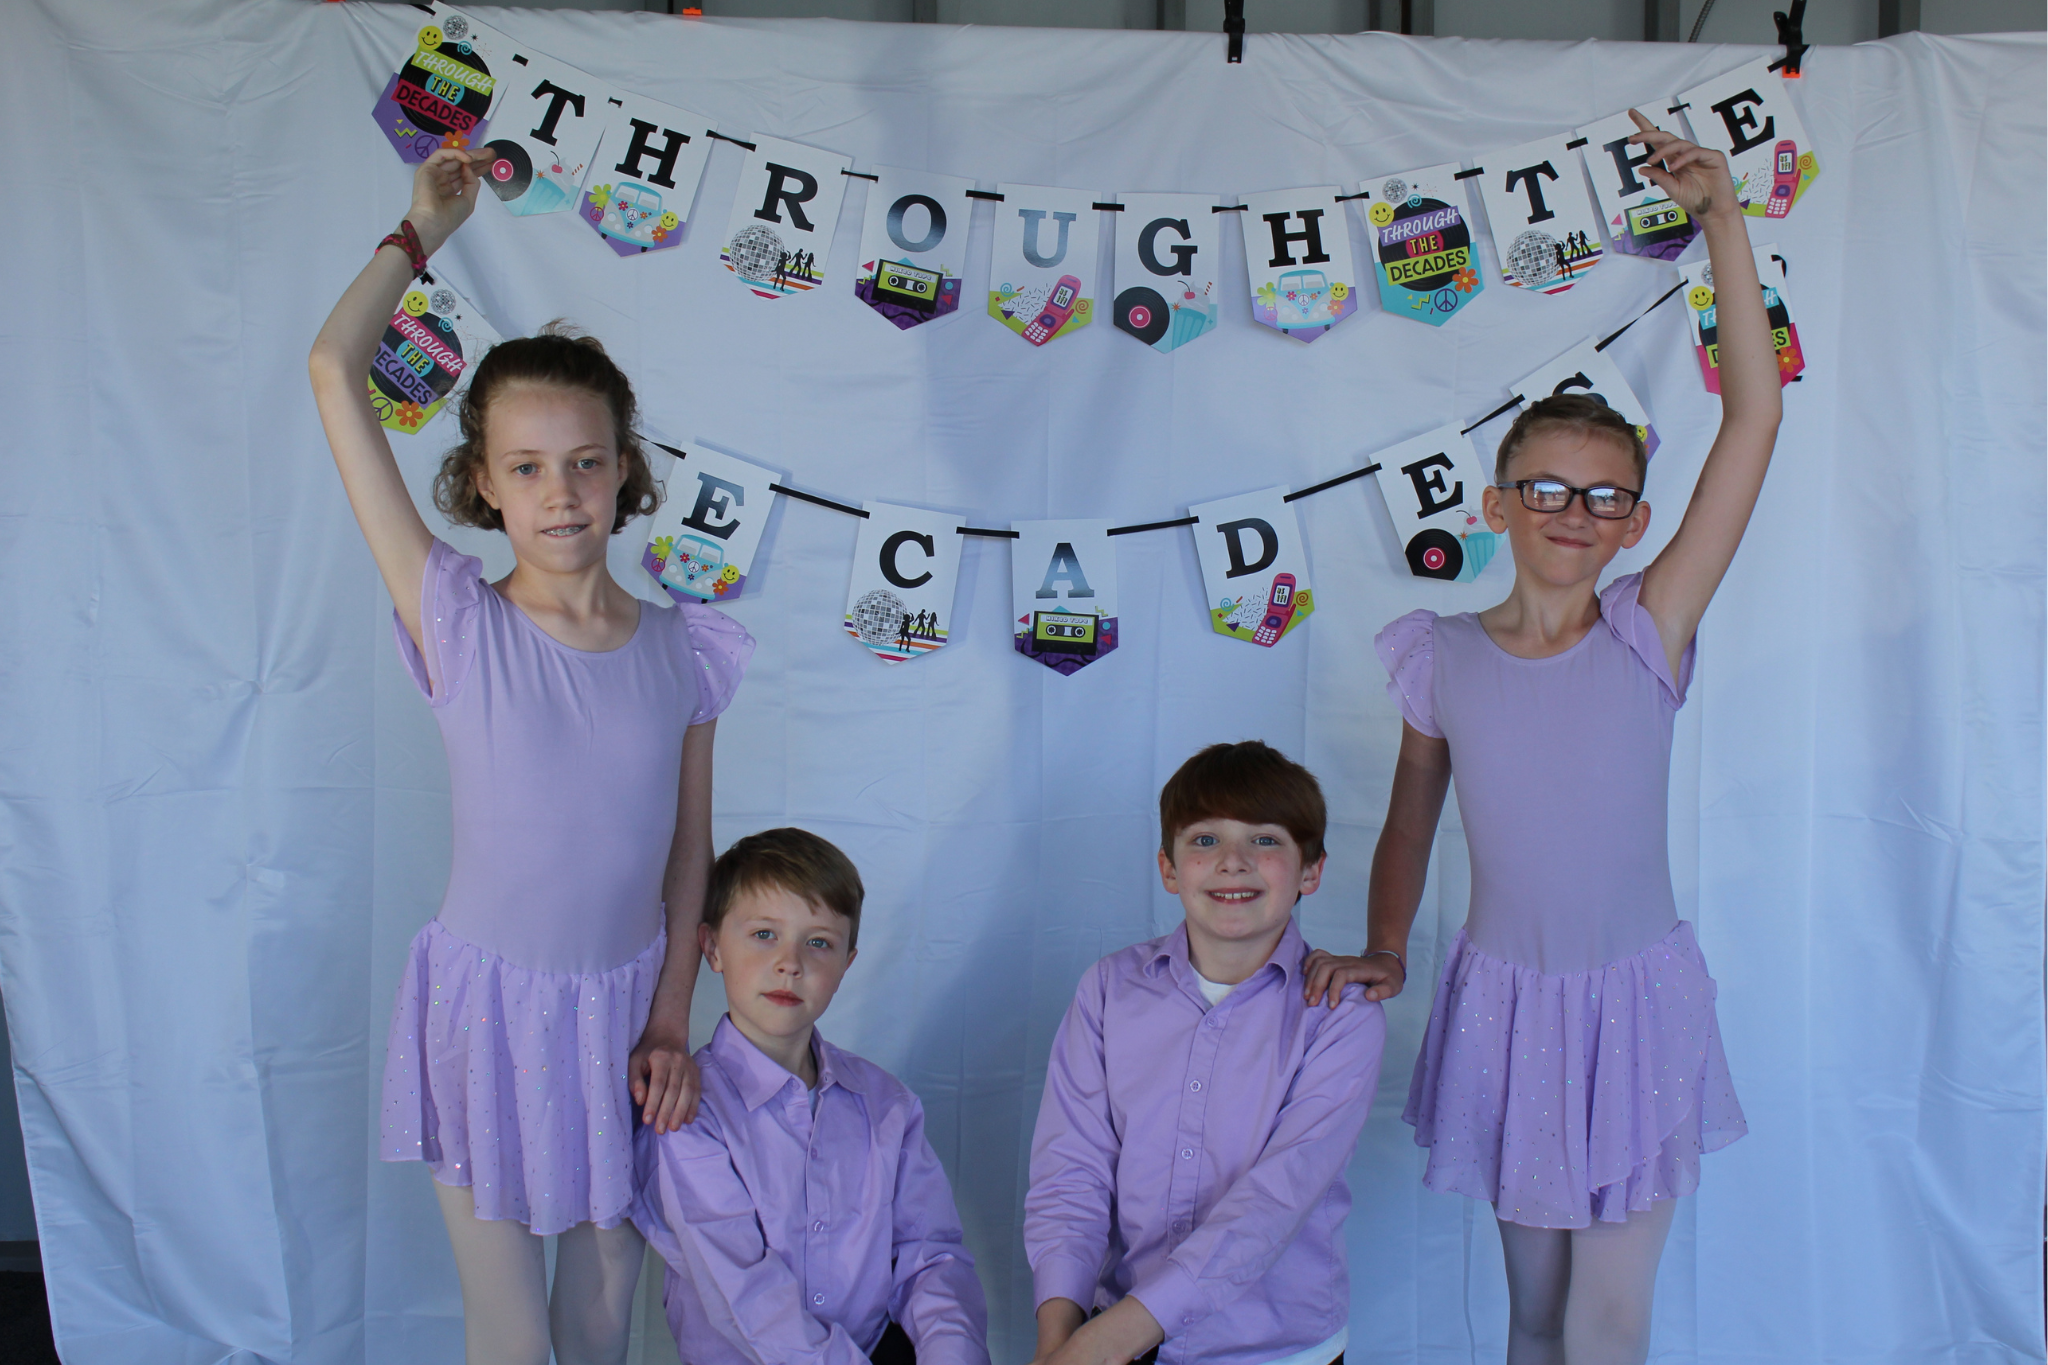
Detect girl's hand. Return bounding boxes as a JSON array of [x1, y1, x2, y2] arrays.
[[404, 145, 488, 257], [1627, 109, 1742, 223], [630, 1027, 701, 1133], [1302, 949, 1406, 1006]]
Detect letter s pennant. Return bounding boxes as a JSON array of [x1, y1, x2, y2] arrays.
[[1370, 424, 1502, 583], [641, 442, 779, 605], [720, 134, 853, 300], [1188, 488, 1315, 647], [845, 503, 965, 664]]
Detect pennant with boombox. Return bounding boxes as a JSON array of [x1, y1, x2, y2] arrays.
[[1577, 108, 1698, 262], [372, 3, 509, 164], [990, 185, 1100, 346], [1011, 520, 1118, 673], [642, 444, 779, 605], [366, 277, 502, 433], [1677, 58, 1819, 221], [1478, 134, 1604, 295], [1360, 164, 1482, 326], [1240, 189, 1359, 342], [1371, 424, 1502, 582], [1510, 339, 1661, 461], [580, 91, 715, 256], [720, 135, 853, 300], [1190, 489, 1316, 646], [855, 167, 973, 329], [1111, 193, 1222, 353], [1680, 244, 1804, 392], [475, 49, 609, 217], [844, 503, 965, 663]]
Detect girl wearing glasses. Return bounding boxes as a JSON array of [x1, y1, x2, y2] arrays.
[[1306, 111, 1782, 1365]]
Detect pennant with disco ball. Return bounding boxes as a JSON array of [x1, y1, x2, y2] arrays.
[[476, 50, 610, 217], [1189, 489, 1316, 647], [1239, 188, 1360, 342], [1371, 424, 1502, 583], [1680, 244, 1805, 392], [720, 135, 853, 300], [1477, 134, 1605, 294], [1577, 108, 1697, 261], [989, 185, 1101, 346], [371, 3, 511, 164], [1011, 520, 1118, 673], [1510, 338, 1661, 461], [366, 276, 502, 435], [579, 91, 715, 256], [1111, 193, 1222, 353], [642, 443, 779, 605], [1358, 164, 1482, 326], [844, 503, 965, 664], [1677, 59, 1819, 221], [854, 166, 973, 329]]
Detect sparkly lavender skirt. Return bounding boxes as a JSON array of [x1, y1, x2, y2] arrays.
[[1403, 920, 1746, 1229], [380, 920, 664, 1235]]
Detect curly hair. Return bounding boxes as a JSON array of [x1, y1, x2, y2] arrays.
[[432, 323, 660, 533], [1494, 393, 1648, 488]]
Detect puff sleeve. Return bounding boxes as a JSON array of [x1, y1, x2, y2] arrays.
[[1373, 610, 1442, 738], [393, 538, 486, 707], [1598, 572, 1693, 708], [678, 603, 756, 726]]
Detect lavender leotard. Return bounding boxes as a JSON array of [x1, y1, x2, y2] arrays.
[[1378, 573, 1746, 1229], [380, 539, 752, 1233]]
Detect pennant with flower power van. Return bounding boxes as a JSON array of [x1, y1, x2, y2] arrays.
[[372, 3, 510, 165], [1510, 338, 1662, 461], [720, 135, 853, 300], [1681, 244, 1804, 392], [367, 277, 501, 434], [1240, 189, 1359, 342], [855, 167, 974, 329], [1111, 194, 1223, 352], [1011, 520, 1118, 673], [1577, 108, 1698, 261], [989, 185, 1100, 345], [844, 503, 965, 664], [1677, 58, 1819, 221], [1360, 164, 1482, 325], [1371, 424, 1502, 582], [475, 49, 610, 217], [1477, 134, 1605, 294], [580, 90, 714, 256], [1189, 489, 1316, 646], [642, 444, 779, 605]]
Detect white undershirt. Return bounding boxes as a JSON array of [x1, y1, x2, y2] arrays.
[[1263, 1326, 1348, 1365], [1194, 972, 1235, 1007]]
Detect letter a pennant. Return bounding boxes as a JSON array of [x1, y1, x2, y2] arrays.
[[1370, 424, 1502, 582], [1188, 488, 1315, 647], [845, 503, 965, 664], [989, 185, 1101, 345], [720, 134, 852, 300], [580, 90, 715, 256], [1011, 520, 1118, 673], [1477, 135, 1604, 294], [1238, 189, 1361, 342]]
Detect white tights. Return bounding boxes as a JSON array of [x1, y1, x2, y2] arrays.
[[1495, 1198, 1676, 1365], [434, 1180, 646, 1365]]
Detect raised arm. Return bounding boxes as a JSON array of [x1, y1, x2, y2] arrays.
[[307, 146, 485, 655], [1627, 109, 1785, 671]]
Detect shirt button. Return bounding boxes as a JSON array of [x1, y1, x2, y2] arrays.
[[810, 1148, 819, 1158], [813, 1293, 825, 1304], [813, 1221, 825, 1232], [1189, 1080, 1201, 1091], [1181, 1148, 1194, 1159]]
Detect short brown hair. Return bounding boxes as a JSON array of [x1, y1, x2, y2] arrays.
[[432, 323, 660, 534], [706, 828, 866, 949], [1494, 393, 1648, 487], [1159, 741, 1327, 866]]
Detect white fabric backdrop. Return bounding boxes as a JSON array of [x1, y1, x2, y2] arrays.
[[1, 3, 2041, 1361]]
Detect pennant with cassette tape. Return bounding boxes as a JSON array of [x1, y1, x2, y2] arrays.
[[580, 91, 714, 255], [1371, 424, 1503, 582], [1510, 339, 1661, 461], [371, 3, 510, 165], [1359, 164, 1483, 325], [844, 504, 965, 664], [642, 444, 779, 605], [1477, 134, 1605, 294], [1012, 520, 1118, 673], [1111, 193, 1222, 352], [476, 49, 610, 217], [1677, 58, 1819, 221], [720, 135, 853, 300], [1240, 189, 1359, 342], [1189, 489, 1316, 646], [365, 276, 501, 434], [855, 167, 973, 329], [1578, 108, 1698, 261], [1680, 245, 1804, 392], [989, 185, 1101, 345]]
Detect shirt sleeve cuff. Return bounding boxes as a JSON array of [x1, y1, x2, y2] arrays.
[[1031, 1254, 1103, 1314], [1129, 1261, 1207, 1338]]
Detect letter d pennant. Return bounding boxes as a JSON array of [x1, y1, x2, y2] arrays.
[[1188, 488, 1315, 647], [845, 503, 965, 664]]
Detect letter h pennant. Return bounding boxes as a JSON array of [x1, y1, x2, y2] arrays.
[[580, 89, 715, 257], [1188, 488, 1315, 647], [1238, 188, 1361, 342]]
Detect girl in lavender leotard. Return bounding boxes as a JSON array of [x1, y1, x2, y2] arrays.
[[310, 148, 751, 1365], [1305, 113, 1782, 1365]]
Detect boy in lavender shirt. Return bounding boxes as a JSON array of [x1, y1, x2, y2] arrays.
[[1026, 742, 1386, 1365], [632, 828, 990, 1365]]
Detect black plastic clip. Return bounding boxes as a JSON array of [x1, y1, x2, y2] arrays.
[[1224, 0, 1245, 63], [1769, 0, 1808, 77]]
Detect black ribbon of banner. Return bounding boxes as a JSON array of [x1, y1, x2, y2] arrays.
[[1460, 396, 1525, 435], [965, 189, 1005, 201], [842, 169, 880, 181], [1453, 167, 1485, 180], [1593, 280, 1685, 351], [706, 130, 757, 150], [1212, 204, 1248, 212]]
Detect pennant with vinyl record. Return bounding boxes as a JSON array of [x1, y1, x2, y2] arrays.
[[1359, 164, 1482, 326], [1189, 489, 1316, 646], [854, 167, 973, 329], [720, 135, 853, 300], [1371, 424, 1502, 582], [1111, 194, 1222, 352], [989, 185, 1100, 345], [1239, 188, 1359, 341], [366, 277, 502, 434], [1680, 244, 1804, 392], [642, 444, 779, 605], [1510, 339, 1661, 460], [1477, 134, 1605, 294], [1577, 108, 1697, 261], [1011, 520, 1118, 673], [476, 50, 610, 217], [580, 91, 714, 256], [844, 503, 965, 663], [371, 3, 510, 165], [1676, 58, 1819, 220]]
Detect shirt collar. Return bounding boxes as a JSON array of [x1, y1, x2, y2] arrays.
[[1145, 916, 1306, 990], [709, 1015, 865, 1112]]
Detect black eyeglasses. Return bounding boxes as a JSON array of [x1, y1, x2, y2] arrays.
[[1496, 479, 1642, 520]]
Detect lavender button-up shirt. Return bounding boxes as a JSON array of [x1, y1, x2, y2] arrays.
[[632, 1018, 990, 1365], [1026, 920, 1385, 1365]]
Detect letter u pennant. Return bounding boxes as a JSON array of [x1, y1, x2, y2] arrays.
[[846, 503, 965, 664], [721, 135, 852, 299], [990, 185, 1100, 345], [1239, 189, 1361, 342], [1012, 520, 1118, 673], [1189, 489, 1315, 647]]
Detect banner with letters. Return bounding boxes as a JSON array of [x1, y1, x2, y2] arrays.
[[989, 185, 1100, 346], [1111, 193, 1223, 353], [1477, 133, 1605, 295], [855, 167, 974, 329], [845, 503, 965, 664], [1577, 108, 1698, 261], [1372, 424, 1502, 582], [642, 444, 779, 605], [1510, 339, 1661, 460], [1360, 164, 1482, 325], [366, 277, 501, 434], [476, 48, 609, 217], [372, 3, 510, 164], [1190, 489, 1316, 646], [580, 91, 715, 256], [1677, 59, 1819, 221], [1011, 520, 1118, 674], [721, 135, 853, 300], [1239, 189, 1358, 342], [1681, 244, 1804, 392]]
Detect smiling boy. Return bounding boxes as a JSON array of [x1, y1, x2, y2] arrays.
[[631, 828, 990, 1365], [1025, 742, 1386, 1365]]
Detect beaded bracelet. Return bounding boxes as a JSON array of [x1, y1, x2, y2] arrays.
[[376, 219, 429, 276]]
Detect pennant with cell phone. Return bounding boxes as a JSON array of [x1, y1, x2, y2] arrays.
[[1010, 520, 1118, 673], [1111, 193, 1222, 352], [371, 3, 510, 165], [476, 49, 610, 217], [642, 444, 779, 605], [1359, 164, 1483, 325], [844, 503, 965, 664], [366, 277, 502, 434], [1677, 59, 1819, 221], [1680, 244, 1804, 392], [720, 135, 853, 300], [580, 91, 715, 256], [1477, 134, 1605, 294], [1239, 188, 1359, 342], [1371, 424, 1502, 582], [854, 167, 973, 329], [989, 185, 1100, 346], [1189, 489, 1316, 646], [1510, 339, 1661, 461], [1577, 108, 1697, 261]]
